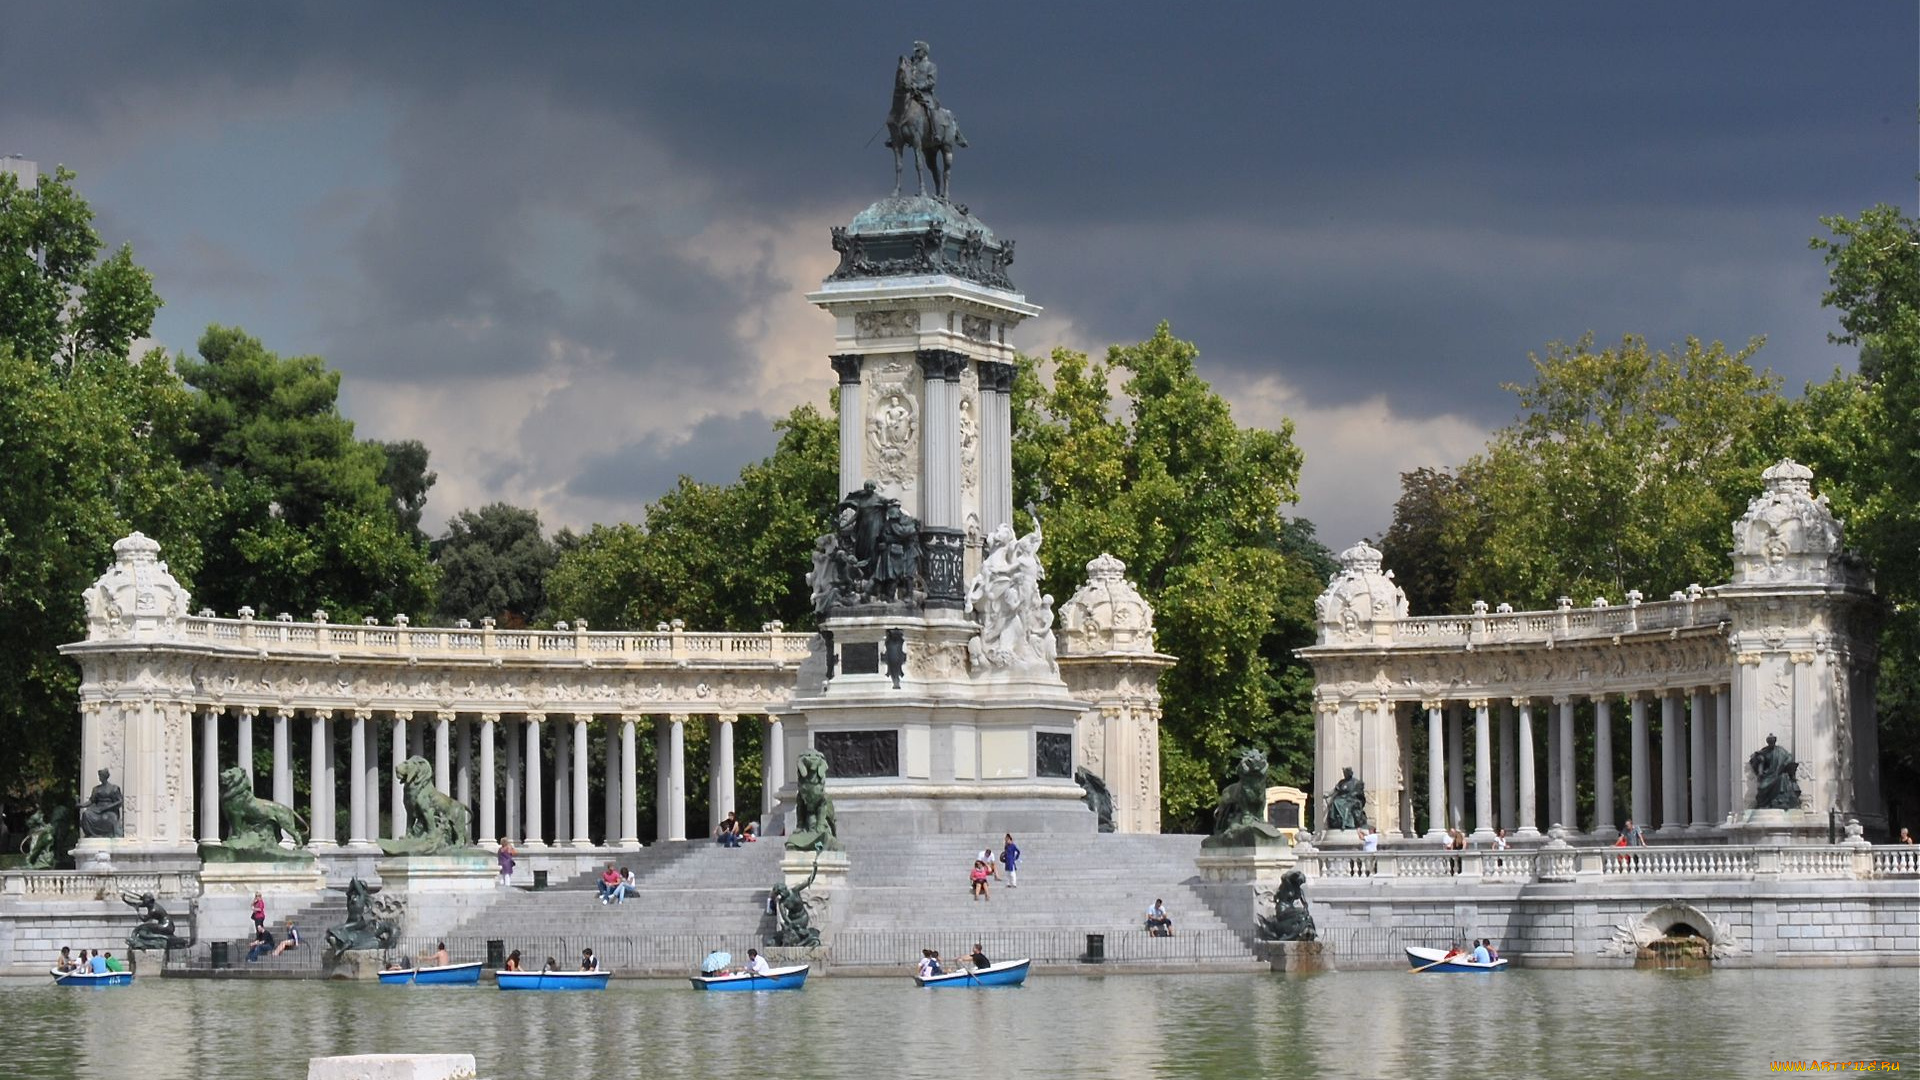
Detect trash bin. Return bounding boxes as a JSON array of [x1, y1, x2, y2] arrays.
[[533, 869, 548, 891], [210, 940, 230, 969], [487, 939, 506, 970], [1085, 933, 1105, 962]]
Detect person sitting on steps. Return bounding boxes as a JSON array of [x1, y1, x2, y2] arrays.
[[1146, 898, 1174, 936], [969, 858, 991, 901]]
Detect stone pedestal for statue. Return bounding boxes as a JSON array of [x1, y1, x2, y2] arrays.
[[322, 949, 390, 982], [1263, 940, 1331, 974], [1314, 829, 1363, 849], [372, 855, 497, 941], [781, 848, 850, 890], [1728, 808, 1827, 846], [1192, 845, 1298, 942], [198, 859, 327, 939]]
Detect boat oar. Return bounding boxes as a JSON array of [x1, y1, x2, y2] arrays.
[[1408, 954, 1457, 973]]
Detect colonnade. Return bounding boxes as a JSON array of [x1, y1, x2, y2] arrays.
[[192, 707, 787, 850], [1402, 685, 1735, 840]]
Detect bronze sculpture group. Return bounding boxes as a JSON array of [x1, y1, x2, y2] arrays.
[[1203, 747, 1286, 848], [326, 877, 401, 957]]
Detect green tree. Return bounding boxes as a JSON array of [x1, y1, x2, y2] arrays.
[[1378, 466, 1468, 616], [377, 439, 436, 540], [1444, 334, 1794, 609], [547, 404, 839, 630], [0, 168, 213, 823], [1013, 323, 1308, 828], [176, 326, 438, 619], [434, 503, 557, 627]]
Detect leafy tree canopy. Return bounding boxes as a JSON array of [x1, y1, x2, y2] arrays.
[[434, 503, 557, 628]]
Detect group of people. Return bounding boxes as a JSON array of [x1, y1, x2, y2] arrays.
[[715, 811, 758, 847], [597, 864, 640, 905], [1441, 939, 1501, 964], [967, 834, 1021, 901], [54, 946, 126, 974], [916, 943, 992, 977], [386, 942, 452, 972], [495, 949, 594, 973], [246, 918, 301, 962]]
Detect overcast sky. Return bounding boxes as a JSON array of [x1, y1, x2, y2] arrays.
[[2, 3, 1912, 548]]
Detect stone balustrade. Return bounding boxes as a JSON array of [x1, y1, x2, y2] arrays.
[[175, 614, 815, 666], [1296, 844, 1913, 883], [0, 869, 199, 899], [1384, 594, 1729, 648]]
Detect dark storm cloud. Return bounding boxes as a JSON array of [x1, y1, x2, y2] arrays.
[[568, 411, 781, 506]]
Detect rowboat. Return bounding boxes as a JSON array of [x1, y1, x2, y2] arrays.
[[51, 968, 133, 987], [494, 969, 613, 991], [688, 963, 811, 992], [914, 958, 1030, 988], [378, 961, 484, 985], [1406, 946, 1508, 973]]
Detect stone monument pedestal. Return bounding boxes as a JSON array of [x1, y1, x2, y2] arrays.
[[1313, 829, 1363, 849], [1262, 939, 1331, 974], [781, 848, 850, 889], [198, 858, 326, 939], [373, 855, 498, 941], [323, 948, 389, 981], [1728, 808, 1827, 846], [1193, 844, 1296, 941]]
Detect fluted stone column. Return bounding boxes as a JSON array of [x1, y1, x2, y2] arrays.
[[1516, 699, 1539, 836], [830, 355, 863, 491], [236, 707, 255, 784], [309, 711, 333, 848], [1398, 705, 1416, 838], [199, 707, 221, 843], [523, 714, 545, 848], [552, 717, 571, 844], [1630, 695, 1651, 830], [455, 716, 473, 811], [271, 708, 292, 809], [408, 716, 423, 759], [1546, 701, 1561, 829], [571, 714, 591, 847], [348, 709, 370, 847], [1558, 698, 1577, 832], [390, 712, 410, 840], [656, 718, 671, 844], [1593, 697, 1615, 837], [982, 362, 1015, 531], [1446, 702, 1465, 832], [1498, 702, 1517, 831], [620, 716, 640, 849], [668, 713, 688, 842], [711, 715, 737, 834], [1660, 691, 1685, 832], [1715, 687, 1733, 826], [1689, 687, 1711, 828], [505, 715, 522, 844], [1471, 699, 1494, 841], [1425, 702, 1446, 839], [603, 721, 619, 848], [763, 715, 785, 826], [433, 712, 452, 797], [478, 713, 498, 847]]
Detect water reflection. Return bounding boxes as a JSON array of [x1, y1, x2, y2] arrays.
[[3, 969, 1914, 1080]]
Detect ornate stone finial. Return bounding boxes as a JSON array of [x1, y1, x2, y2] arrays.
[[761, 620, 784, 633], [238, 606, 255, 620], [277, 612, 294, 623], [1495, 602, 1514, 614], [392, 614, 410, 628], [361, 616, 377, 626], [1592, 597, 1609, 609], [1556, 596, 1573, 612], [1058, 553, 1156, 656], [1626, 590, 1643, 607], [1731, 459, 1848, 587], [1314, 540, 1408, 644], [554, 621, 569, 632], [1472, 599, 1489, 616], [455, 619, 471, 629], [312, 609, 329, 624], [481, 616, 496, 630], [83, 532, 192, 640]]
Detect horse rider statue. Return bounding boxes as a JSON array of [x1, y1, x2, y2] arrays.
[[889, 40, 967, 200]]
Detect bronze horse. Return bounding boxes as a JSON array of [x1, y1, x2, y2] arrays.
[[888, 55, 966, 200]]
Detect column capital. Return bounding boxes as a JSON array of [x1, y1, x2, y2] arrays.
[[236, 705, 259, 719], [392, 710, 415, 722], [668, 712, 689, 725], [479, 712, 501, 725], [1468, 698, 1489, 710], [1421, 700, 1444, 712], [523, 712, 545, 725], [916, 347, 967, 381], [829, 353, 863, 384], [435, 710, 457, 723], [1551, 695, 1574, 706], [715, 713, 739, 724], [1512, 696, 1532, 710], [352, 708, 374, 722]]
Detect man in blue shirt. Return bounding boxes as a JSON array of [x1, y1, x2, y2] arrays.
[[1469, 939, 1492, 964], [89, 950, 109, 974]]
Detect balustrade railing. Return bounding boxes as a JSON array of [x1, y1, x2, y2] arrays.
[[1298, 843, 1914, 882], [170, 615, 814, 666], [1361, 595, 1729, 648], [0, 869, 198, 899]]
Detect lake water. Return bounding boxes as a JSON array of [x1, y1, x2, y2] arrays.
[[6, 968, 1914, 1079]]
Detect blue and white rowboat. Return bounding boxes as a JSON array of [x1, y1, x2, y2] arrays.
[[914, 958, 1030, 988], [1406, 946, 1508, 973], [51, 968, 133, 986], [689, 962, 811, 991], [494, 969, 612, 991], [378, 961, 484, 985]]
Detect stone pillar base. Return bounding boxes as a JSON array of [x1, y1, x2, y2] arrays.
[[1728, 808, 1827, 846], [322, 948, 389, 981], [373, 855, 498, 893], [781, 849, 849, 889], [1262, 939, 1331, 973], [1195, 845, 1296, 883]]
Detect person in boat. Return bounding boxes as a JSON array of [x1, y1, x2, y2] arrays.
[[1484, 939, 1501, 961], [1441, 941, 1463, 960], [1146, 899, 1173, 937], [1470, 940, 1492, 964], [246, 925, 274, 962], [103, 951, 127, 973], [543, 956, 561, 972], [88, 949, 108, 973], [970, 859, 991, 901], [431, 942, 450, 967], [746, 948, 771, 976], [504, 950, 523, 972], [55, 946, 76, 972], [271, 919, 301, 957], [968, 943, 991, 971], [917, 949, 943, 978], [580, 948, 600, 971]]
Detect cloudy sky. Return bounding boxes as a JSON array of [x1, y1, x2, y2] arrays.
[[2, 3, 1912, 548]]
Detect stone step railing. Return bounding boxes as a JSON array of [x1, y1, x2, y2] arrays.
[[1297, 844, 1912, 883], [165, 614, 815, 666], [0, 869, 200, 900]]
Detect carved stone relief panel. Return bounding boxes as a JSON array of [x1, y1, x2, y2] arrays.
[[958, 361, 980, 497], [866, 356, 919, 490], [855, 309, 919, 341], [961, 314, 993, 343]]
